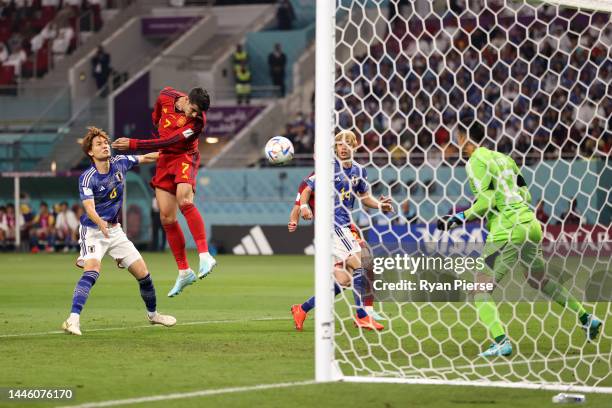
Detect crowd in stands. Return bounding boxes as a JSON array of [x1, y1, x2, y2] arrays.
[[0, 0, 106, 86], [0, 199, 83, 252], [281, 5, 611, 167]]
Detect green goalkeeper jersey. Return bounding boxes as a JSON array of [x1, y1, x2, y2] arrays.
[[463, 147, 535, 235]]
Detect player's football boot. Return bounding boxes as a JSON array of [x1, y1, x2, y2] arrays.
[[354, 314, 384, 331], [291, 304, 308, 331], [581, 315, 602, 342], [479, 339, 513, 357], [365, 306, 386, 321], [147, 312, 177, 327], [167, 269, 196, 297], [197, 253, 217, 279], [61, 319, 82, 336]]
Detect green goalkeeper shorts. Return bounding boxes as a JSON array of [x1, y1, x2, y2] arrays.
[[481, 218, 545, 282]]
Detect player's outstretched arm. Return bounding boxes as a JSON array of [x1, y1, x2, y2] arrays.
[[82, 199, 109, 238], [288, 205, 300, 232], [299, 186, 313, 220], [137, 152, 159, 164], [436, 190, 495, 230], [111, 123, 201, 151], [359, 193, 394, 213]]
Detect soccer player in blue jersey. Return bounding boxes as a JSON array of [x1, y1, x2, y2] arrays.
[[291, 130, 394, 331], [62, 127, 176, 336]]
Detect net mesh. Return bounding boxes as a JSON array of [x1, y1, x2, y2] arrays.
[[331, 0, 612, 389]]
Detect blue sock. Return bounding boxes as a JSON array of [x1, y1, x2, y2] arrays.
[[70, 270, 99, 314], [138, 273, 157, 313], [301, 283, 342, 313], [353, 268, 368, 318]]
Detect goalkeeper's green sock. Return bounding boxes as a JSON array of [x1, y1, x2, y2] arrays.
[[541, 281, 588, 322], [475, 293, 506, 343]]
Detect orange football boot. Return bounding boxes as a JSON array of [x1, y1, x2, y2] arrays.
[[291, 304, 308, 331], [354, 314, 384, 331]]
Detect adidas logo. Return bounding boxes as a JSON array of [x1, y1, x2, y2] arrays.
[[232, 226, 273, 255], [99, 186, 106, 191]]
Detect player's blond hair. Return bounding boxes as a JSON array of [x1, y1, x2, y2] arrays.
[[335, 130, 359, 148], [82, 126, 111, 161]]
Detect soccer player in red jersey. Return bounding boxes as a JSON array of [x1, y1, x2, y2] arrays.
[[112, 87, 216, 297]]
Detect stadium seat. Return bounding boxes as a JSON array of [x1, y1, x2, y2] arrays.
[[0, 65, 15, 86]]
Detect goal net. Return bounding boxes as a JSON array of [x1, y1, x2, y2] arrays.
[[314, 0, 612, 393]]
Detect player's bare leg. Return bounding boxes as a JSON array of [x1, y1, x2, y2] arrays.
[[157, 188, 196, 297], [127, 258, 176, 327], [62, 259, 101, 336], [176, 183, 217, 279]]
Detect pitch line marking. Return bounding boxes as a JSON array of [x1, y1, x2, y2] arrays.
[[56, 380, 317, 408], [0, 316, 288, 338]]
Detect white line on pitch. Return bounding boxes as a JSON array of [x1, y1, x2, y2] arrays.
[[0, 316, 288, 339], [56, 380, 317, 408]]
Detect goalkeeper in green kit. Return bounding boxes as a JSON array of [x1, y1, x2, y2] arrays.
[[437, 142, 602, 357]]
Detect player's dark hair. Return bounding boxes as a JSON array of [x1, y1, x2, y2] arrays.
[[188, 87, 210, 113], [40, 201, 48, 208], [82, 126, 110, 161]]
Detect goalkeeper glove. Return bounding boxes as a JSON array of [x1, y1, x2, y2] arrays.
[[436, 212, 465, 231]]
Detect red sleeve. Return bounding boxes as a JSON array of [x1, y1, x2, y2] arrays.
[[295, 181, 308, 205], [129, 121, 203, 150]]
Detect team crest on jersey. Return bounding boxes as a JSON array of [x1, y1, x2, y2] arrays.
[[114, 172, 124, 182], [177, 116, 186, 127], [88, 245, 95, 253], [351, 176, 359, 186]]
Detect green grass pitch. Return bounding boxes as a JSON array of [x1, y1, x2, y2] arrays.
[[0, 253, 610, 407]]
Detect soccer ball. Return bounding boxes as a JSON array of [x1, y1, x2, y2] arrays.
[[264, 136, 294, 165]]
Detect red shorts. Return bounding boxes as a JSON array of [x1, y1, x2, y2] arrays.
[[150, 151, 200, 194]]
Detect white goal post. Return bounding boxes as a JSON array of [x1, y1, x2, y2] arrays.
[[314, 0, 612, 393]]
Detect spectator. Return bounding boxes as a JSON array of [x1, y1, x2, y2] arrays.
[[0, 42, 8, 63], [30, 201, 55, 252], [4, 44, 27, 76], [232, 43, 248, 74], [91, 45, 111, 94], [535, 200, 549, 224], [268, 43, 287, 97], [276, 0, 295, 30], [235, 60, 251, 105], [31, 21, 58, 53], [561, 199, 583, 225], [51, 22, 74, 60], [150, 197, 165, 252], [55, 201, 78, 251], [5, 203, 23, 244]]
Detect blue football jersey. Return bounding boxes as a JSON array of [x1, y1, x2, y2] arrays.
[[306, 160, 368, 227], [78, 155, 138, 227]]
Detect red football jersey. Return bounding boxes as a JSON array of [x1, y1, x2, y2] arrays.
[[295, 172, 315, 215], [129, 87, 206, 155]]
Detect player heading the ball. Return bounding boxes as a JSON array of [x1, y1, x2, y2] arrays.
[[62, 127, 176, 336], [112, 87, 216, 297]]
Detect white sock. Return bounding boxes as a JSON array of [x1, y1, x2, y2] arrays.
[[178, 269, 191, 278], [364, 306, 374, 314], [199, 252, 210, 260], [68, 313, 80, 323], [147, 311, 157, 318]]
